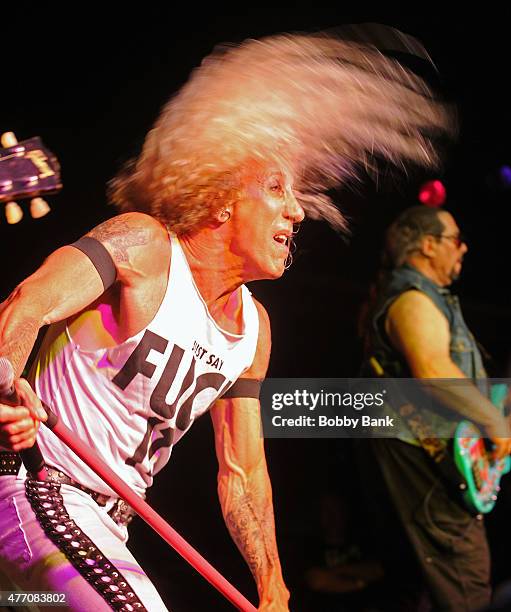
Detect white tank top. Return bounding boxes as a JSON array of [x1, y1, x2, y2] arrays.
[[29, 234, 259, 497]]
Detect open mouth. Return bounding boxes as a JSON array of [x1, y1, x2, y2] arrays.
[[273, 233, 290, 247]]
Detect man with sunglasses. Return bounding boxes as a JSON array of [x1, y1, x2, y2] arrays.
[[360, 205, 511, 611]]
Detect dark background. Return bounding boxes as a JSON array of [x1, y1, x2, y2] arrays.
[[2, 9, 511, 611]]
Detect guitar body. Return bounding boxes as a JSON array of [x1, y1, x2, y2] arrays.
[[453, 420, 511, 514]]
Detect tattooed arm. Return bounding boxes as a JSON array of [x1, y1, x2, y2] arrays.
[[210, 302, 289, 611], [0, 212, 165, 450]]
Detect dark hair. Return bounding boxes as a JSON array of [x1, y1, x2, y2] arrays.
[[385, 205, 445, 267]]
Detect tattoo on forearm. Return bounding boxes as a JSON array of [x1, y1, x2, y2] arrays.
[[1, 317, 40, 378], [225, 492, 277, 577], [88, 217, 149, 264]]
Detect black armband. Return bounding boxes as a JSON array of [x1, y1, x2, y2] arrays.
[[70, 237, 117, 291], [222, 378, 262, 399]]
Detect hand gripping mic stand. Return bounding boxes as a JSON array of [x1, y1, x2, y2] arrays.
[[0, 357, 256, 612]]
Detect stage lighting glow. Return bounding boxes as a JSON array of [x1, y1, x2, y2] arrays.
[[418, 179, 446, 207], [499, 165, 511, 188]]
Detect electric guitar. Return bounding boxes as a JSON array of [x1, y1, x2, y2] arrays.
[[453, 420, 511, 514], [369, 359, 510, 514], [0, 136, 61, 203]]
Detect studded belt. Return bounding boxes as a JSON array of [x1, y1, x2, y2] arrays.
[[0, 452, 136, 527], [0, 451, 21, 474]]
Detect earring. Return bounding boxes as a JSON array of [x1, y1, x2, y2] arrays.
[[284, 235, 297, 270], [284, 250, 293, 270], [219, 209, 231, 222]]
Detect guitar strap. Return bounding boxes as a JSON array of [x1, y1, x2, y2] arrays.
[[396, 401, 448, 463], [368, 356, 449, 460]]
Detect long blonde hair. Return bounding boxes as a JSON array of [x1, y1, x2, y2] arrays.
[[109, 31, 455, 234]]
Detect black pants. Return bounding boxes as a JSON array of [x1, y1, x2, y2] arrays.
[[355, 438, 491, 612]]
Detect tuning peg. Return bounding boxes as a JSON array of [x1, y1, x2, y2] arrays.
[[1, 132, 19, 148], [5, 201, 23, 224], [30, 197, 51, 219]]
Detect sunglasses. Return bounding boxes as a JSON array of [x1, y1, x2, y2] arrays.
[[428, 233, 466, 248]]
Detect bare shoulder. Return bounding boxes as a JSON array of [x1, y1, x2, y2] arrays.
[[86, 212, 169, 280], [86, 211, 165, 260], [253, 298, 271, 334], [244, 298, 271, 380], [388, 289, 446, 326], [386, 289, 450, 369]]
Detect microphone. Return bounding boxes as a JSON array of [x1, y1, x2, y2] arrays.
[[0, 357, 47, 480]]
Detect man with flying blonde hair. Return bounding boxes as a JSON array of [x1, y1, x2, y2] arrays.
[[0, 28, 453, 610]]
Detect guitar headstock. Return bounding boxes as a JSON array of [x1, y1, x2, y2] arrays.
[[0, 136, 62, 204]]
